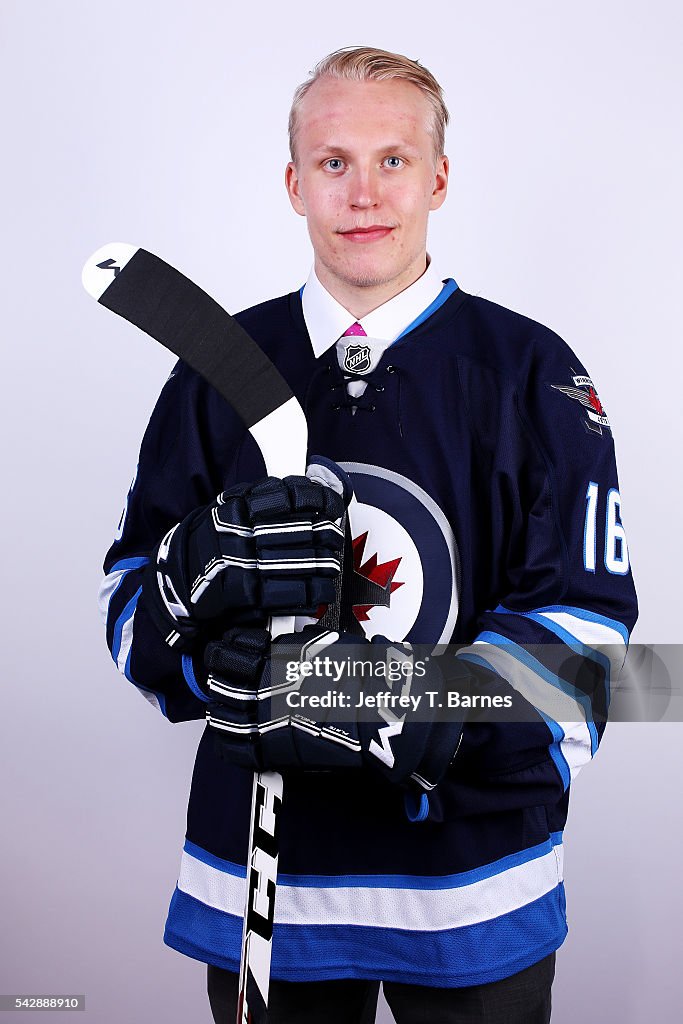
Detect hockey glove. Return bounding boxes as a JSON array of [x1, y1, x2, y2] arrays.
[[201, 624, 465, 796], [143, 458, 351, 650]]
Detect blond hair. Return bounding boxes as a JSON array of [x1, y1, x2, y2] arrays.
[[288, 46, 449, 167]]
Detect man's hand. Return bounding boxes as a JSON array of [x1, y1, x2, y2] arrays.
[[201, 624, 465, 796], [143, 459, 351, 649]]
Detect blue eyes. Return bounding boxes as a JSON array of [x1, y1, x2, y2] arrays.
[[323, 157, 404, 171]]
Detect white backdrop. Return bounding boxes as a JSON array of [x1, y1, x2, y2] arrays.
[[1, 1, 680, 1021]]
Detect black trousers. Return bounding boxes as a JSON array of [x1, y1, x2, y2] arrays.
[[207, 952, 555, 1023]]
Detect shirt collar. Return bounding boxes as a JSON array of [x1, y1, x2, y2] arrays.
[[301, 256, 449, 358]]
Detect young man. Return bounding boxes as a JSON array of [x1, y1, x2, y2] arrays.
[[99, 47, 637, 1023]]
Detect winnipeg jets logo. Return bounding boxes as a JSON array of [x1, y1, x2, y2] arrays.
[[550, 372, 611, 435], [343, 345, 372, 374]]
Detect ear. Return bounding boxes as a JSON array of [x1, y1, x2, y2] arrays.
[[429, 155, 449, 211], [285, 162, 306, 217]]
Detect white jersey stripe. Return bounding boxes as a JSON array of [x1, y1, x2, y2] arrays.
[[177, 841, 564, 932], [98, 568, 130, 624], [116, 607, 137, 676], [536, 610, 627, 680], [460, 640, 594, 781], [98, 557, 149, 624], [536, 610, 625, 648]]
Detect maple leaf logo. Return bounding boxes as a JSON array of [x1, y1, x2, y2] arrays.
[[587, 386, 604, 415], [351, 532, 404, 622], [314, 529, 406, 635]]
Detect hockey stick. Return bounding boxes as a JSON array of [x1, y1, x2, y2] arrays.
[[82, 243, 307, 1024]]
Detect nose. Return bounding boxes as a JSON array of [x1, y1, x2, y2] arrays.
[[348, 166, 381, 209]]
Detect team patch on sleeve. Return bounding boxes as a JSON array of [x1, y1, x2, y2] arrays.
[[548, 371, 611, 436]]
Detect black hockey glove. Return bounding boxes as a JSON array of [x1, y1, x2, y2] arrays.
[[201, 624, 465, 796], [143, 458, 351, 651]]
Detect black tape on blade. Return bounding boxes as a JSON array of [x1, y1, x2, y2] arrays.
[[99, 248, 293, 428]]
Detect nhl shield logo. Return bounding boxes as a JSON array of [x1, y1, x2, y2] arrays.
[[344, 344, 372, 374]]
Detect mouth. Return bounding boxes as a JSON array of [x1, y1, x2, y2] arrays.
[[339, 226, 395, 243]]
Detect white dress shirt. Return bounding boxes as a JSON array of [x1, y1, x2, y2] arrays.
[[301, 256, 456, 398]]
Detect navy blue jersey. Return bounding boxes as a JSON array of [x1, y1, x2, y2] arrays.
[[99, 283, 637, 986]]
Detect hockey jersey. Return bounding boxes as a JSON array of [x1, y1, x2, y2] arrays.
[[98, 280, 637, 987]]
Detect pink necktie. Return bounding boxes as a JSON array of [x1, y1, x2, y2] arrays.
[[342, 322, 367, 338]]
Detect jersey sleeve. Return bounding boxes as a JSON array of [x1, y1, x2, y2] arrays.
[[449, 330, 638, 813], [97, 361, 252, 723]]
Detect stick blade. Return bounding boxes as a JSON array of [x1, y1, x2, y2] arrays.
[[82, 244, 307, 475]]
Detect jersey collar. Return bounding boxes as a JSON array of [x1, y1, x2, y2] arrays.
[[301, 255, 453, 359]]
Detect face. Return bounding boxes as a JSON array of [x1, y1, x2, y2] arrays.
[[285, 77, 448, 299]]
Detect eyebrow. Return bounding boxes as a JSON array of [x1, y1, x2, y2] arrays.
[[311, 142, 421, 157]]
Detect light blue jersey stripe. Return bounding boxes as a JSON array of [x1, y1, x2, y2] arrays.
[[395, 279, 459, 341]]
